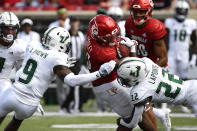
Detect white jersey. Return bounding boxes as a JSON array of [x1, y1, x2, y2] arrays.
[[0, 39, 26, 80], [17, 31, 40, 43], [130, 57, 188, 106], [165, 18, 197, 53], [13, 41, 70, 106]]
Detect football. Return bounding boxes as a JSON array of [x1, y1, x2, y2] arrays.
[[119, 44, 130, 58]]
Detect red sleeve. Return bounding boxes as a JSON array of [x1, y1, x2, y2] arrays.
[[150, 19, 167, 41]]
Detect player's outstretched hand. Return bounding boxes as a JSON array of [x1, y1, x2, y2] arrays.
[[120, 36, 138, 47], [67, 57, 77, 67], [99, 60, 116, 77]]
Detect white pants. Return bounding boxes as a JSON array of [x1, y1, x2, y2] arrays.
[[182, 80, 197, 117], [0, 87, 37, 120], [93, 79, 134, 118], [0, 79, 12, 95], [168, 51, 189, 78]]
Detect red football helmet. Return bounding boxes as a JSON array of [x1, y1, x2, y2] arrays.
[[89, 14, 120, 46], [130, 0, 154, 26]]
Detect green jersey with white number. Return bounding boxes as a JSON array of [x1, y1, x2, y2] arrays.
[[130, 57, 187, 106], [0, 39, 26, 79], [13, 41, 70, 106]]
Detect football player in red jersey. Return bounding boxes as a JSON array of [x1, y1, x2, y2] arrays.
[[86, 14, 158, 131], [125, 0, 171, 131], [125, 0, 167, 67]]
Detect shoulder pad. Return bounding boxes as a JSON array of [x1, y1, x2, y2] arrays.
[[164, 18, 173, 28], [12, 39, 27, 58], [49, 51, 70, 66], [148, 18, 166, 40]]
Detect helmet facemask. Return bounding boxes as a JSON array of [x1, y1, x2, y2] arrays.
[[117, 57, 148, 88], [130, 0, 154, 26], [97, 31, 121, 46], [174, 1, 190, 22], [175, 8, 188, 21], [90, 15, 121, 46], [0, 25, 18, 44], [0, 12, 20, 45]]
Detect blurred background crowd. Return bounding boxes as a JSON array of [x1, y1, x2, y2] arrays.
[[0, 0, 197, 11]]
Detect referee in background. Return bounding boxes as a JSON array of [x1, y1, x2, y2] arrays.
[[60, 16, 86, 113]]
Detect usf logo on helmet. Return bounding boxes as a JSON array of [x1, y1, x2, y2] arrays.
[[42, 27, 71, 53], [117, 57, 147, 87]]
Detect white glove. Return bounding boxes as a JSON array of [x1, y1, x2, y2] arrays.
[[36, 104, 45, 116], [189, 54, 197, 68], [67, 57, 77, 67], [99, 60, 116, 77], [120, 36, 138, 47], [120, 36, 138, 53]]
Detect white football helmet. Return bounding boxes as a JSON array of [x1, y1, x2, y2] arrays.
[[42, 27, 71, 53], [174, 1, 190, 21], [117, 57, 147, 87], [0, 12, 20, 43]]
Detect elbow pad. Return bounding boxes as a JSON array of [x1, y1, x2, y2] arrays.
[[130, 45, 136, 53]]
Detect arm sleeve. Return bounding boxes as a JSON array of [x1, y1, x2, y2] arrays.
[[64, 71, 101, 87]]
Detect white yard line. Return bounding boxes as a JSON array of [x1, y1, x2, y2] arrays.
[[32, 111, 196, 118], [51, 123, 197, 130], [51, 124, 117, 128]]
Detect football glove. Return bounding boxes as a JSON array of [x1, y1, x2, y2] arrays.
[[120, 36, 138, 53], [67, 57, 77, 67], [99, 60, 116, 77]]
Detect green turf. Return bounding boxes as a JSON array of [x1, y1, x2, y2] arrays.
[[1, 115, 197, 131]]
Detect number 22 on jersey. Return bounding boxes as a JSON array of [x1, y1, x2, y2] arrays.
[[156, 70, 183, 99]]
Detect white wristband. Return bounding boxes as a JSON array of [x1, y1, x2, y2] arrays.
[[130, 45, 136, 53]]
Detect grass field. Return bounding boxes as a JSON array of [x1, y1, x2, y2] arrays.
[[1, 105, 197, 131], [1, 115, 197, 131]]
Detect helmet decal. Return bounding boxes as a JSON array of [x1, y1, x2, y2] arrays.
[[42, 27, 71, 53]]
